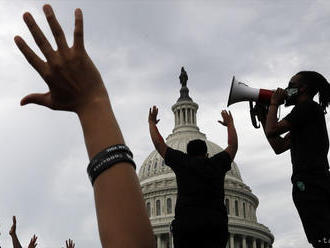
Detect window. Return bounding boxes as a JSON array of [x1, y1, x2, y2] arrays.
[[167, 198, 172, 214], [243, 202, 246, 218], [146, 202, 151, 217], [235, 200, 239, 216], [156, 200, 161, 216], [225, 199, 230, 215]]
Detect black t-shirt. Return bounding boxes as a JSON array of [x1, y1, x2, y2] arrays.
[[164, 147, 232, 218], [284, 99, 329, 180]]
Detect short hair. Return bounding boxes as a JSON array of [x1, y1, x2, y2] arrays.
[[187, 139, 207, 157]]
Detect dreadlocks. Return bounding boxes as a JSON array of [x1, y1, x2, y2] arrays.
[[296, 71, 330, 113]]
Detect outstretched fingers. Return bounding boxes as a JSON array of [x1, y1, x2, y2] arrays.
[[14, 36, 47, 76], [43, 4, 68, 50], [218, 110, 230, 126], [23, 12, 54, 60], [66, 239, 75, 248], [28, 235, 38, 248], [73, 8, 84, 50]]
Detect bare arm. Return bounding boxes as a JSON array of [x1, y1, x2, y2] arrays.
[[9, 216, 22, 248], [218, 110, 238, 161], [15, 5, 154, 248], [256, 103, 291, 154], [265, 88, 291, 137], [261, 120, 291, 154], [148, 106, 168, 158]]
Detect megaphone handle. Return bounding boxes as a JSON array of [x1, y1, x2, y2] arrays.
[[249, 101, 260, 129], [278, 106, 281, 120]]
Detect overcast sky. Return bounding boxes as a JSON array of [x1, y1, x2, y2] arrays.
[[1, 0, 330, 247]]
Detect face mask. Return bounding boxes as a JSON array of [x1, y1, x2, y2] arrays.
[[285, 87, 299, 106]]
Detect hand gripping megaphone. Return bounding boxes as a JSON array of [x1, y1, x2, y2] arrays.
[[227, 76, 274, 129]]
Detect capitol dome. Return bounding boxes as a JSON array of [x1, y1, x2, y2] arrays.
[[138, 68, 274, 248]]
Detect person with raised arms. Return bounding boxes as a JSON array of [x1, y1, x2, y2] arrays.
[[15, 4, 155, 248]]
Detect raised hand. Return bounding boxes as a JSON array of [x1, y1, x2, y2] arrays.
[[9, 216, 16, 236], [218, 110, 234, 127], [148, 106, 160, 124], [66, 239, 75, 248], [270, 88, 287, 106], [28, 235, 37, 248], [15, 4, 108, 114]]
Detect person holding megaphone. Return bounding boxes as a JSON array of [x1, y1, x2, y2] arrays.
[[255, 71, 330, 248]]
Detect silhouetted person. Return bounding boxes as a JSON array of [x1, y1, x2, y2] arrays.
[[149, 106, 238, 248], [258, 71, 330, 248]]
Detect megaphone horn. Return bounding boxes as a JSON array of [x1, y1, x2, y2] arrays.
[[227, 76, 273, 107]]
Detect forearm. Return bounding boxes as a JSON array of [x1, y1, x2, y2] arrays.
[[261, 117, 289, 154], [148, 122, 165, 149], [226, 123, 238, 160], [93, 164, 155, 248], [77, 96, 124, 159], [11, 234, 22, 248], [265, 104, 278, 136], [227, 124, 237, 148], [266, 136, 289, 154], [78, 97, 154, 248]]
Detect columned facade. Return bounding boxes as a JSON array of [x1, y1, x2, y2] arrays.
[[138, 68, 274, 248]]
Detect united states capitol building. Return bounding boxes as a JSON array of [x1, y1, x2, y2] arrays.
[[138, 68, 274, 248]]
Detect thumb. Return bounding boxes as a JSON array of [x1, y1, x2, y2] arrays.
[[218, 120, 225, 126], [20, 92, 51, 108]]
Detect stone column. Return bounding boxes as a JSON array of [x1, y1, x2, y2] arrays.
[[252, 238, 257, 248], [178, 109, 181, 125], [157, 235, 161, 248], [189, 108, 193, 124], [169, 231, 173, 248], [184, 108, 187, 124], [175, 111, 178, 125], [171, 233, 174, 248], [230, 234, 234, 248], [242, 235, 247, 248], [192, 110, 195, 124], [260, 240, 264, 248]]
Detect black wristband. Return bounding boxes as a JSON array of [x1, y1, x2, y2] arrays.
[[87, 144, 133, 173], [87, 145, 136, 185]]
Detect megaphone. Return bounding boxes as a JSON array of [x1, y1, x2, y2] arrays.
[[227, 76, 273, 107], [227, 76, 274, 129]]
